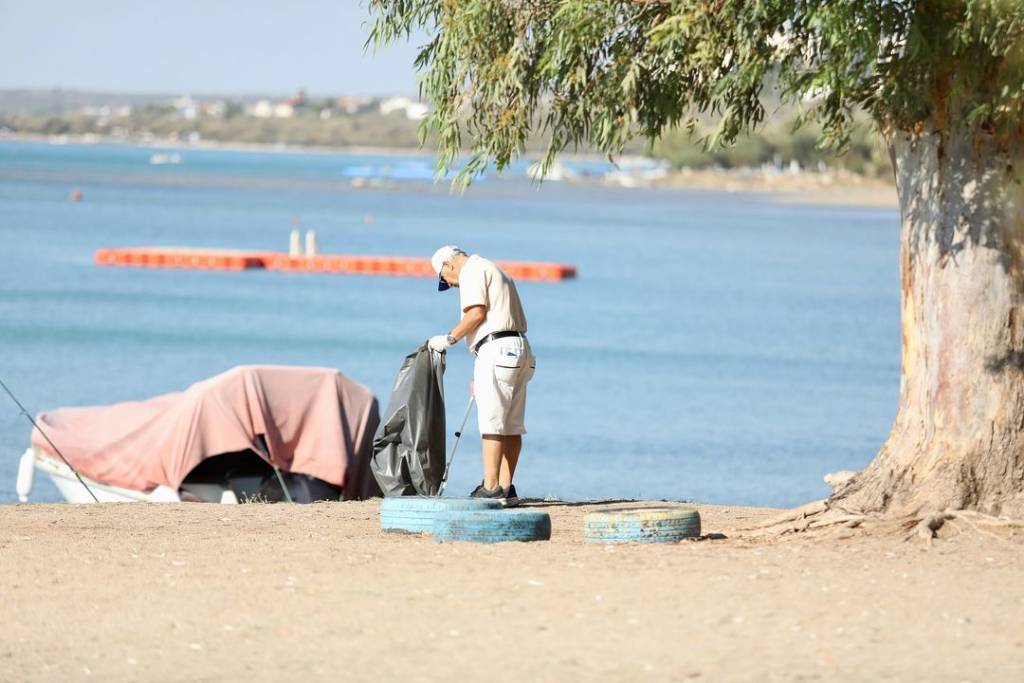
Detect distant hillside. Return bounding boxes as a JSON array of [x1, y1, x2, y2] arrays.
[[0, 89, 891, 178], [0, 88, 342, 115], [0, 89, 178, 115]]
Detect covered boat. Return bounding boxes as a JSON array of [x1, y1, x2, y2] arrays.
[[16, 365, 381, 503]]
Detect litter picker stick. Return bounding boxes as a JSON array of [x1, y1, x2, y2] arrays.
[[0, 377, 99, 503], [253, 435, 293, 504], [438, 396, 474, 497], [272, 465, 294, 504]]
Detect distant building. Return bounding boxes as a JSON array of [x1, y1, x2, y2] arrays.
[[404, 102, 429, 120], [379, 96, 430, 120], [334, 96, 372, 115], [272, 102, 295, 118], [172, 96, 198, 120], [378, 96, 411, 115], [285, 89, 308, 109], [247, 100, 275, 118], [201, 101, 226, 118], [246, 98, 296, 119]]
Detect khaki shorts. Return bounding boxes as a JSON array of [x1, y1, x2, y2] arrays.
[[473, 336, 535, 435]]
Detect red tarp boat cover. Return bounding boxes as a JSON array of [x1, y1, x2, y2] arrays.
[[31, 365, 380, 498]]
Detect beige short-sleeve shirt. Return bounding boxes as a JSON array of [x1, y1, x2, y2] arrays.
[[458, 255, 528, 350]]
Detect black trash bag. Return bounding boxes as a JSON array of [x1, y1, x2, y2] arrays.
[[371, 343, 446, 496]]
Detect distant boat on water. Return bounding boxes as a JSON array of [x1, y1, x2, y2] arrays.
[[149, 152, 182, 165], [528, 160, 578, 182]]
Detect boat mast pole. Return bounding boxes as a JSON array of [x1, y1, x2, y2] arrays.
[[0, 377, 99, 503]]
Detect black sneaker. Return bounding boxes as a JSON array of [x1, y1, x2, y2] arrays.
[[502, 484, 519, 508], [470, 481, 504, 500]]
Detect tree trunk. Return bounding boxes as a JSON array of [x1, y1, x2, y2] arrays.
[[829, 125, 1024, 518]]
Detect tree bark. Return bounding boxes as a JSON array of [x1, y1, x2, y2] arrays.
[[829, 125, 1024, 518]]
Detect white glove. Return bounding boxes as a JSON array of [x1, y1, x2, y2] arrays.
[[428, 334, 453, 353]]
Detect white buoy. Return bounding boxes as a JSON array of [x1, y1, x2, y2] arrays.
[[16, 450, 35, 502], [289, 229, 302, 257], [304, 229, 317, 256]]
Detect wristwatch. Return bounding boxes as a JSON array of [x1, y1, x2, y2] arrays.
[[446, 334, 458, 347]]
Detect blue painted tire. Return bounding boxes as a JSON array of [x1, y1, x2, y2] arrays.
[[433, 510, 552, 544], [584, 508, 701, 544], [380, 496, 502, 534]]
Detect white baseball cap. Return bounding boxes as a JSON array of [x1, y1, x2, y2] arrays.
[[431, 245, 461, 291]]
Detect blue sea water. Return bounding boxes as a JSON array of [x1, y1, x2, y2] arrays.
[[0, 140, 900, 507]]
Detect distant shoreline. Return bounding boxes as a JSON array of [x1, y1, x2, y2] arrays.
[[0, 132, 898, 208], [0, 131, 436, 158], [652, 167, 897, 209]]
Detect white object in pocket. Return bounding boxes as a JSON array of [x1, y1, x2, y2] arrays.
[[493, 346, 535, 385]]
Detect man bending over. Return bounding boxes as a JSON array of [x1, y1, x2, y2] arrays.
[[428, 245, 536, 506]]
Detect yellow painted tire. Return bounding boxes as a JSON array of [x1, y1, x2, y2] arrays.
[[584, 507, 701, 544]]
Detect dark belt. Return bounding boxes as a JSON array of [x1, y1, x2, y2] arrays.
[[472, 330, 525, 354]]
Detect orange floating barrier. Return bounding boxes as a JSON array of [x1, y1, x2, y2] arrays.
[[95, 248, 577, 282], [95, 247, 264, 271]]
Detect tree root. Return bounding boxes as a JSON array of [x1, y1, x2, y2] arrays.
[[739, 499, 827, 531], [735, 501, 1024, 542], [905, 509, 1024, 541], [806, 514, 867, 530], [735, 501, 874, 539], [946, 509, 1024, 527]]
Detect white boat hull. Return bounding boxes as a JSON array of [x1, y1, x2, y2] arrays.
[[16, 448, 238, 504]]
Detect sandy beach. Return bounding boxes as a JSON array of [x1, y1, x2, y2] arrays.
[[1, 500, 1021, 682]]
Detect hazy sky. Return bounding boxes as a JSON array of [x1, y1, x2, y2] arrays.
[[0, 1, 426, 96]]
